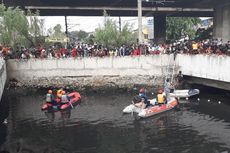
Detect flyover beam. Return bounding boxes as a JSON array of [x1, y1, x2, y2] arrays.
[[25, 6, 214, 17], [25, 6, 213, 12]]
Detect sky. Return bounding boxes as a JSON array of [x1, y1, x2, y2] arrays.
[[40, 16, 151, 33], [41, 16, 211, 34]]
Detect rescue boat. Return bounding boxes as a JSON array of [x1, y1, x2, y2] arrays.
[[41, 92, 81, 111], [123, 98, 178, 118], [169, 89, 200, 98]]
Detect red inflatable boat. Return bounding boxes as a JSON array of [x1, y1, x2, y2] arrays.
[[41, 92, 81, 111]]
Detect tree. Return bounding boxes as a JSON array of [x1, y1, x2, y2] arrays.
[[46, 24, 67, 46], [166, 17, 201, 42], [78, 30, 88, 40], [0, 4, 45, 48], [27, 10, 45, 46], [94, 10, 136, 49], [69, 30, 88, 42], [194, 26, 213, 41]]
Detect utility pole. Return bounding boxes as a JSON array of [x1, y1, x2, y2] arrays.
[[119, 16, 121, 32], [138, 0, 143, 45], [64, 16, 68, 48]]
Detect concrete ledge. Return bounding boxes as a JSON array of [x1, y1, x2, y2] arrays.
[[0, 58, 7, 101]]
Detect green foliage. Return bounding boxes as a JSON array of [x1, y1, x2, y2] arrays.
[[194, 26, 213, 41], [0, 4, 44, 48], [166, 17, 201, 42], [45, 24, 67, 46], [46, 24, 66, 40], [84, 34, 95, 44], [94, 11, 136, 49], [69, 30, 88, 42]]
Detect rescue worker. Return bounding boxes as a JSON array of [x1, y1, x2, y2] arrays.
[[60, 91, 70, 104], [164, 78, 173, 103], [45, 90, 57, 106], [139, 88, 150, 108], [132, 95, 144, 109], [46, 90, 55, 103], [157, 89, 166, 105], [57, 88, 63, 98]]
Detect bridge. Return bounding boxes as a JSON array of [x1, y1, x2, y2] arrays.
[[3, 0, 230, 43], [4, 0, 216, 17]]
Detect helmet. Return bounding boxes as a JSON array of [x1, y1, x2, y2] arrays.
[[139, 88, 145, 93], [62, 91, 66, 95], [48, 90, 52, 94], [158, 90, 163, 94]]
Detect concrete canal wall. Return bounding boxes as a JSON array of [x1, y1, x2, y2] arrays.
[[0, 58, 7, 100], [177, 54, 230, 82], [6, 55, 176, 89], [176, 54, 230, 90], [6, 54, 230, 90]]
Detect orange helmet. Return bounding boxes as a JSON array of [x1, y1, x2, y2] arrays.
[[62, 91, 66, 95], [48, 90, 52, 94], [158, 89, 163, 94], [139, 88, 145, 93]]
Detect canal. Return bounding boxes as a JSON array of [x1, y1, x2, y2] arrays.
[[0, 87, 230, 153]]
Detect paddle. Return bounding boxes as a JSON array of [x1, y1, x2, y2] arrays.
[[69, 100, 74, 109], [67, 94, 74, 109], [61, 92, 74, 109]]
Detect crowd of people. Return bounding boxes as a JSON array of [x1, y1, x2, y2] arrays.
[[1, 38, 230, 60]]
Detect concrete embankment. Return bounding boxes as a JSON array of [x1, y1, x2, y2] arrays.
[[6, 55, 176, 90], [4, 54, 230, 92], [176, 54, 230, 90], [0, 58, 7, 100]]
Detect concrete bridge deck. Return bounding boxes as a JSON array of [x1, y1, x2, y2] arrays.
[[4, 0, 227, 16]]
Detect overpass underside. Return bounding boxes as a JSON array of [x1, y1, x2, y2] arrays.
[[3, 0, 230, 42], [4, 0, 219, 17], [23, 6, 213, 17], [185, 76, 230, 91]]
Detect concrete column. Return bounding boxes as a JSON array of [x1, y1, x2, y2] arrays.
[[138, 0, 143, 44], [222, 5, 230, 43], [154, 14, 166, 44], [213, 4, 230, 43]]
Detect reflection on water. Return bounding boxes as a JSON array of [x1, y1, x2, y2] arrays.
[[0, 88, 230, 153]]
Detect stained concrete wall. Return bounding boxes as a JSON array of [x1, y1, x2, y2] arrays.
[[6, 55, 175, 81], [176, 54, 230, 83], [6, 54, 230, 90], [0, 58, 7, 101]]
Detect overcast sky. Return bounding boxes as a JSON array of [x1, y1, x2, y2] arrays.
[[40, 16, 151, 33], [41, 16, 211, 33]]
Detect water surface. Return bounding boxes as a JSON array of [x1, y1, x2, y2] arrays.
[[0, 88, 230, 153]]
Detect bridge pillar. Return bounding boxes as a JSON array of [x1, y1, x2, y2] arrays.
[[213, 4, 230, 43], [154, 14, 166, 44]]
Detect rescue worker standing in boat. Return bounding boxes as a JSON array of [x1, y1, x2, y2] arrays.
[[57, 88, 63, 99], [46, 90, 56, 105], [164, 78, 173, 103], [60, 91, 70, 104]]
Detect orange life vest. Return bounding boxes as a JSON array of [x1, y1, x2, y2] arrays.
[[157, 94, 165, 104], [57, 89, 63, 98]]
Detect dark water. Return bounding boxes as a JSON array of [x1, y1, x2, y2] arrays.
[[0, 88, 230, 153]]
